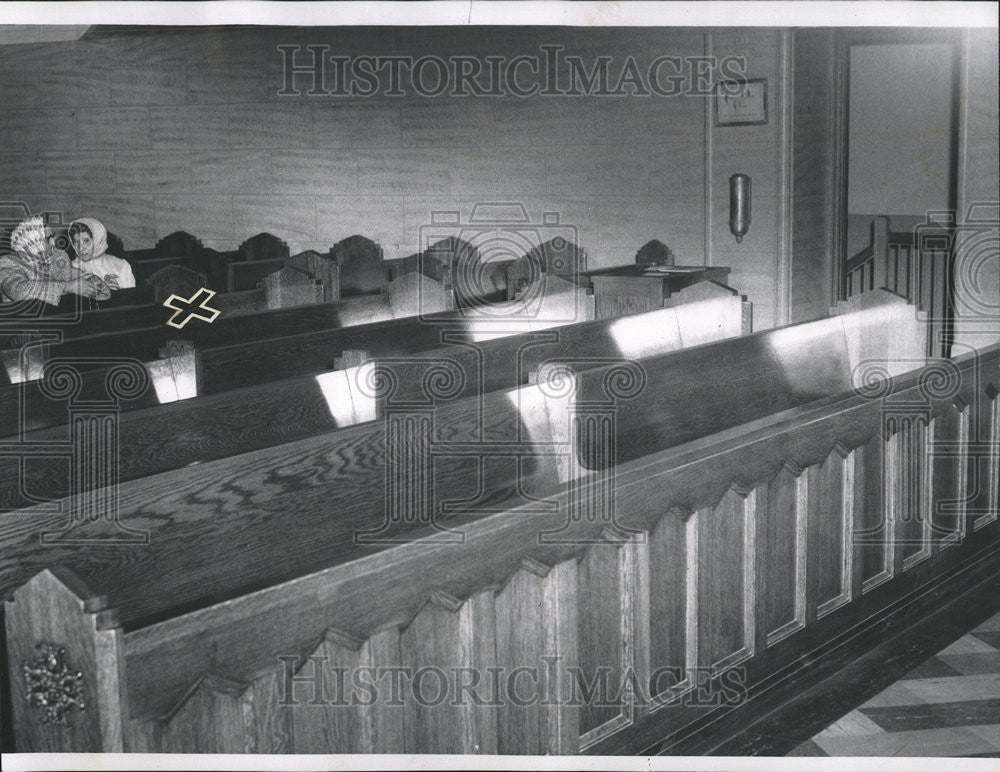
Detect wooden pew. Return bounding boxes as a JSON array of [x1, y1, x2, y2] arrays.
[[0, 295, 747, 509], [3, 297, 997, 753]]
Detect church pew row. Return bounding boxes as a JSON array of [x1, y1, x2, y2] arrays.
[[0, 291, 929, 614], [3, 270, 412, 354], [0, 270, 594, 385], [0, 301, 493, 431], [0, 294, 747, 509], [0, 283, 742, 440], [1, 285, 267, 347], [5, 322, 998, 753], [0, 296, 402, 383]]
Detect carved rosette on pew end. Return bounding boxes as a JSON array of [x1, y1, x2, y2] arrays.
[[5, 568, 125, 752]]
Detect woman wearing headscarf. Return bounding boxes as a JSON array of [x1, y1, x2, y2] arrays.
[[68, 217, 136, 290], [0, 215, 107, 305]]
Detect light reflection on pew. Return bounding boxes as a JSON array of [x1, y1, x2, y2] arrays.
[[4, 292, 997, 753], [0, 294, 747, 511]]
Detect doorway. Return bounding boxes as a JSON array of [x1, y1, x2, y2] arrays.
[[836, 30, 961, 355]]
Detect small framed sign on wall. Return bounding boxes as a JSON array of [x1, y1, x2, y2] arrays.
[[715, 79, 768, 126]]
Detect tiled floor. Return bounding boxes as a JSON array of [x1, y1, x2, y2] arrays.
[[790, 610, 1000, 757]]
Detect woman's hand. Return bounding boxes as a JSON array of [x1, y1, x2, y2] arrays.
[[103, 274, 120, 291], [65, 273, 104, 299]]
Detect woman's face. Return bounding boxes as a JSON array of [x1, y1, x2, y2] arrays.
[[70, 229, 93, 260]]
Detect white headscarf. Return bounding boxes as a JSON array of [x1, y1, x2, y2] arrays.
[[69, 217, 110, 260]]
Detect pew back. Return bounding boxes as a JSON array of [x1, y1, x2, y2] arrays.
[[0, 295, 745, 510], [6, 334, 996, 754]]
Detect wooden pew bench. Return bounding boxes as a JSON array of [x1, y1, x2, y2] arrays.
[[0, 285, 748, 438], [3, 298, 997, 753], [0, 295, 747, 509]]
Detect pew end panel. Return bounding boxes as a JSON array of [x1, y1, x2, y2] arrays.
[[5, 567, 126, 753]]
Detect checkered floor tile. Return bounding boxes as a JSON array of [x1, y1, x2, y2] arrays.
[[790, 610, 1000, 756]]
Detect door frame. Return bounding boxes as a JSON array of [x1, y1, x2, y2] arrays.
[[831, 28, 963, 305]]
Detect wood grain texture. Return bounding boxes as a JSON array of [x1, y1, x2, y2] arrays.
[[400, 591, 498, 753], [856, 432, 891, 593], [894, 415, 932, 571], [972, 390, 999, 532], [288, 627, 402, 753], [104, 343, 994, 728], [576, 539, 631, 745], [493, 558, 580, 755], [580, 315, 855, 466], [759, 464, 807, 647], [155, 675, 248, 753], [7, 337, 994, 754], [645, 510, 688, 701], [807, 446, 853, 619], [4, 567, 124, 752], [931, 402, 969, 548], [2, 303, 739, 505], [696, 488, 755, 671]]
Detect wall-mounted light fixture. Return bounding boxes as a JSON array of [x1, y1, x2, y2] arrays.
[[729, 173, 751, 243]]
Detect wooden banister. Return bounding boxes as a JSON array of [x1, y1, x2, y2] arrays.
[[842, 216, 952, 358], [870, 216, 889, 291], [844, 244, 873, 274]]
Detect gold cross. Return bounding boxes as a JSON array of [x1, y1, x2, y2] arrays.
[[163, 287, 221, 329]]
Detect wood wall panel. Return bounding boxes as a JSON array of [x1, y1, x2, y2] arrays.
[[493, 558, 580, 755], [115, 151, 194, 193], [6, 108, 78, 151], [189, 150, 273, 195], [807, 446, 853, 619], [576, 538, 633, 747], [400, 591, 498, 754], [973, 391, 1000, 532], [229, 103, 314, 149], [760, 464, 807, 647], [931, 403, 970, 548], [77, 107, 152, 150], [894, 417, 932, 571], [856, 433, 892, 592], [312, 103, 403, 148], [186, 55, 267, 104], [0, 150, 48, 192], [290, 627, 402, 753], [156, 675, 248, 753], [110, 63, 188, 106], [695, 488, 756, 672], [244, 668, 293, 754], [149, 105, 231, 149], [645, 511, 688, 702], [3, 27, 768, 267], [38, 55, 110, 106], [42, 152, 115, 193]]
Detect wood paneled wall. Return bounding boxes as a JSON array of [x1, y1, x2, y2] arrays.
[[953, 28, 1000, 353], [790, 29, 838, 324], [1, 26, 791, 328]]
